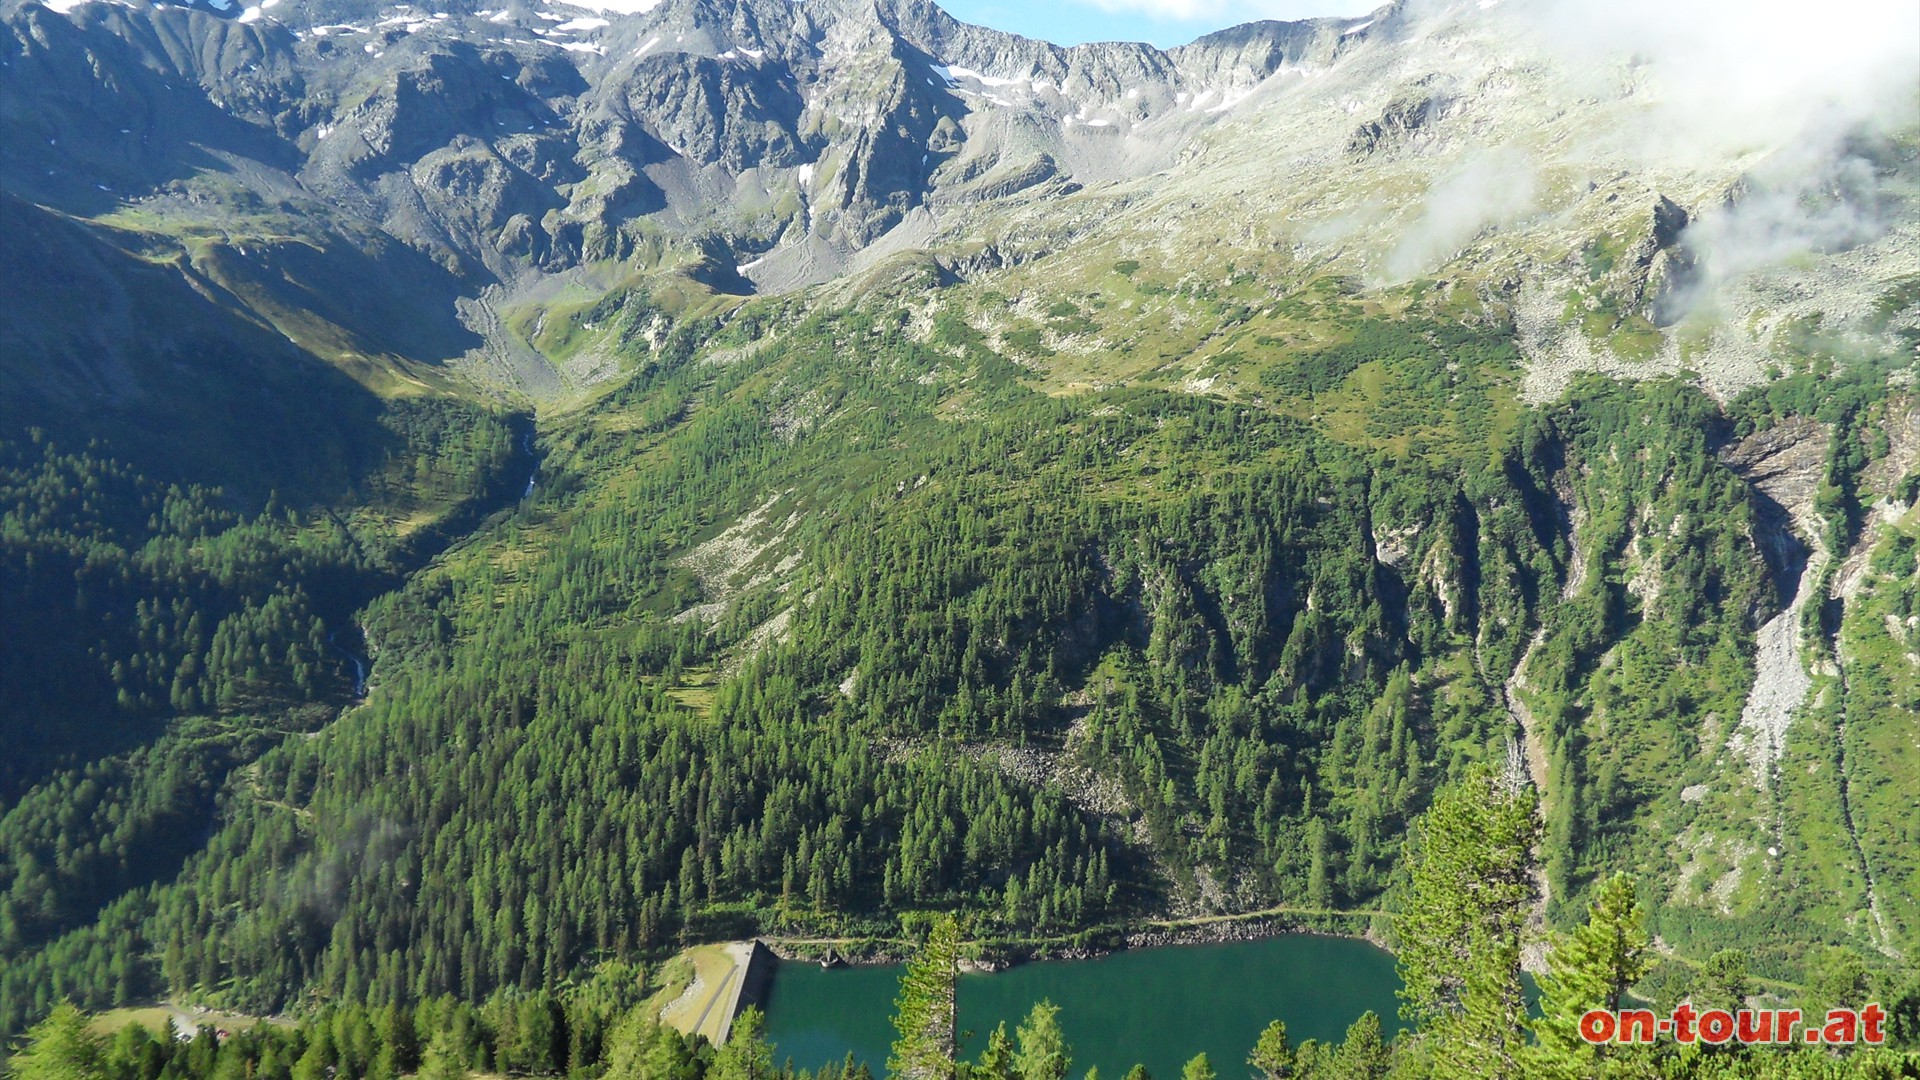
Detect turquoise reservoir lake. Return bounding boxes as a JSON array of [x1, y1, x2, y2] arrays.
[[760, 935, 1406, 1079]]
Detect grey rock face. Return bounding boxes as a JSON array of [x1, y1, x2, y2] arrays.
[[0, 0, 1366, 303], [1643, 196, 1697, 326], [1346, 74, 1456, 157]]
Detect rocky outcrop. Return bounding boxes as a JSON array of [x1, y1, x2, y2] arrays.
[[1719, 418, 1828, 560], [1636, 195, 1699, 325], [600, 53, 807, 173], [1346, 74, 1455, 157], [1719, 419, 1828, 786], [1171, 16, 1355, 88]]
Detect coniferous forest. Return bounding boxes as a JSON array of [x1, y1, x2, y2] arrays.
[[4, 272, 1919, 1080]]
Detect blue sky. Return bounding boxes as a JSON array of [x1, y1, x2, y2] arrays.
[[937, 0, 1378, 47]]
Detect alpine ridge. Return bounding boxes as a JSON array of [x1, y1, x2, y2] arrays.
[[1, 0, 1376, 395]]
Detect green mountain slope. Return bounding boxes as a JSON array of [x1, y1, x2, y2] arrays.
[[6, 263, 1915, 1034]]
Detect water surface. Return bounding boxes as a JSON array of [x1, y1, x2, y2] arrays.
[[761, 935, 1405, 1079]]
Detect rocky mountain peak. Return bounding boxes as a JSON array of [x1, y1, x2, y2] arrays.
[[0, 0, 1383, 391]]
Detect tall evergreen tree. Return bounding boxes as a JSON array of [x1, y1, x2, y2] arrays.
[[711, 1010, 773, 1080], [1395, 765, 1540, 1080], [1248, 1021, 1294, 1080], [1328, 1013, 1387, 1080], [889, 916, 961, 1080], [1012, 1002, 1069, 1080], [8, 1004, 107, 1080], [417, 1028, 471, 1080], [1888, 978, 1920, 1049], [1689, 950, 1751, 1016], [1804, 947, 1871, 1018], [974, 1024, 1017, 1080], [1530, 873, 1652, 1079]]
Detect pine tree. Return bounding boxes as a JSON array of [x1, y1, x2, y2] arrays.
[[1178, 1055, 1213, 1080], [1530, 873, 1651, 1079], [1395, 765, 1539, 1080], [1804, 946, 1870, 1018], [974, 1024, 1017, 1080], [378, 1005, 419, 1076], [711, 1009, 773, 1080], [1888, 978, 1920, 1049], [1283, 1043, 1332, 1079], [288, 1031, 332, 1080], [206, 1048, 247, 1080], [1248, 1021, 1294, 1080], [1329, 1013, 1387, 1080], [258, 1044, 291, 1080], [417, 1027, 471, 1080], [1689, 950, 1751, 1016]]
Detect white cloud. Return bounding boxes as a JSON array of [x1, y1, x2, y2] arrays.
[[1500, 0, 1920, 314], [1385, 147, 1539, 281], [1515, 0, 1920, 163]]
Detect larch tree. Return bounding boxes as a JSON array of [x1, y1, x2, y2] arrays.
[[889, 915, 961, 1080], [417, 1028, 472, 1080], [1013, 1001, 1070, 1080], [8, 1004, 106, 1080]]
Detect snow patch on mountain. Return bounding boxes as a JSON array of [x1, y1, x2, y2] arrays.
[[936, 64, 1033, 90], [546, 0, 658, 14]]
